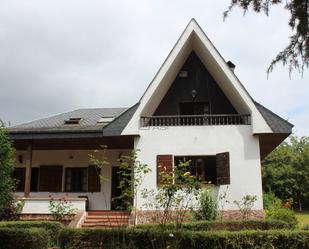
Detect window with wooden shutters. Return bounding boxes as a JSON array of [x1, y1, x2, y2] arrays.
[[39, 166, 63, 192], [216, 152, 230, 185], [157, 155, 173, 185], [88, 165, 101, 192], [65, 168, 88, 192]]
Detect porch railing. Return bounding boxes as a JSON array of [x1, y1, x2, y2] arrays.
[[140, 114, 251, 127]]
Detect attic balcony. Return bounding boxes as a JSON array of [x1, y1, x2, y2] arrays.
[[140, 114, 251, 127]]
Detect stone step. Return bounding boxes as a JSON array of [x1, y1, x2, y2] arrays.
[[82, 222, 128, 228], [86, 215, 129, 220], [84, 219, 129, 223]]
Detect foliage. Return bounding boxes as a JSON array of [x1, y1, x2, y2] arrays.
[[0, 124, 18, 221], [266, 208, 298, 228], [218, 186, 230, 220], [263, 192, 282, 210], [141, 160, 202, 226], [193, 188, 217, 221], [90, 148, 151, 225], [59, 228, 309, 249], [49, 194, 77, 221], [0, 227, 49, 249], [304, 224, 309, 230], [262, 136, 309, 211], [0, 221, 63, 247], [136, 219, 294, 231], [233, 194, 257, 219], [224, 0, 309, 75], [117, 150, 151, 212]]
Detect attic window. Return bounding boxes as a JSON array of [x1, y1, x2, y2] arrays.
[[179, 70, 188, 78], [64, 118, 82, 125], [97, 117, 114, 125]]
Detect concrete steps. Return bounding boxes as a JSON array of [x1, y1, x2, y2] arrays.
[[81, 211, 130, 228]]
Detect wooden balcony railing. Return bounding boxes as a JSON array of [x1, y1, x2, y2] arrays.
[[140, 114, 251, 127]]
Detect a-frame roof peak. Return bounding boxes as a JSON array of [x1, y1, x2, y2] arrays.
[[122, 20, 274, 135]]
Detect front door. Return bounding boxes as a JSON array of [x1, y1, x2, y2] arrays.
[[111, 167, 131, 210]]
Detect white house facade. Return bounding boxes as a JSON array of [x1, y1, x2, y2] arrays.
[[8, 19, 293, 226]]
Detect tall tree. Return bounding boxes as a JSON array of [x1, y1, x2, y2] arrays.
[[0, 122, 16, 220], [224, 0, 309, 75], [262, 136, 309, 211]]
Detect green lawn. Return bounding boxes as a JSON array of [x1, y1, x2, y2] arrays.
[[296, 211, 309, 228]]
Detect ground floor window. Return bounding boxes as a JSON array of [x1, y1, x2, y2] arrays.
[[65, 167, 88, 192], [174, 156, 217, 184]]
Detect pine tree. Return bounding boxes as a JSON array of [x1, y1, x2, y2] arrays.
[[224, 0, 309, 75]]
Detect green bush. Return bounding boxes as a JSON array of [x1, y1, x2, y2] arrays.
[[263, 192, 282, 210], [266, 208, 298, 228], [193, 188, 217, 221], [303, 225, 309, 230], [0, 221, 63, 246], [0, 227, 49, 249], [136, 219, 294, 231], [0, 125, 17, 221], [59, 228, 309, 249]]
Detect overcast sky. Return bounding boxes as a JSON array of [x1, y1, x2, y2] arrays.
[[0, 0, 308, 136]]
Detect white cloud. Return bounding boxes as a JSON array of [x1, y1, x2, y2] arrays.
[[0, 0, 307, 136]]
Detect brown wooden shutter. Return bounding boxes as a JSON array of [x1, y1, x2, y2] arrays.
[[216, 152, 230, 185], [88, 165, 101, 192], [157, 155, 173, 186], [39, 166, 63, 192]]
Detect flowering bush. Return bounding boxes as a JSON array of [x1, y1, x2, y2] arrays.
[[48, 194, 77, 221]]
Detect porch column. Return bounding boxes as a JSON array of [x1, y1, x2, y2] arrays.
[[24, 141, 33, 197]]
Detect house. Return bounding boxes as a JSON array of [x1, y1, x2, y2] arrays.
[[8, 19, 293, 225]]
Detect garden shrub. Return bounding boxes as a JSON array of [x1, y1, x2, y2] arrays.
[[193, 188, 217, 221], [0, 227, 49, 249], [136, 219, 294, 231], [263, 192, 282, 210], [0, 125, 18, 221], [0, 221, 63, 246], [266, 208, 298, 228], [59, 228, 309, 249]]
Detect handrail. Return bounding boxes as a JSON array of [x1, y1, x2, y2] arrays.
[[140, 114, 251, 127]]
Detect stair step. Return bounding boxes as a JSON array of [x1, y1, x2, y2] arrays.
[[81, 211, 130, 228], [82, 223, 128, 227], [86, 215, 129, 219]]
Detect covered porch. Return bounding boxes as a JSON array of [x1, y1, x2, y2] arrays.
[[11, 136, 135, 213]]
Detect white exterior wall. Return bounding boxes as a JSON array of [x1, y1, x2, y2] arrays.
[[20, 198, 86, 214], [14, 149, 130, 211], [134, 125, 263, 210]]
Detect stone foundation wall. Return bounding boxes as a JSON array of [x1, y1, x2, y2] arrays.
[[134, 210, 265, 224]]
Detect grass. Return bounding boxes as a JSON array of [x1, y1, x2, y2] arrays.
[[296, 211, 309, 228]]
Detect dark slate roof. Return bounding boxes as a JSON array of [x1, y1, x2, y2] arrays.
[[254, 101, 293, 134], [8, 107, 129, 138], [103, 103, 140, 136]]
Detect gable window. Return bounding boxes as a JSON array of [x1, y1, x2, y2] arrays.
[[65, 168, 88, 192], [13, 167, 39, 192]]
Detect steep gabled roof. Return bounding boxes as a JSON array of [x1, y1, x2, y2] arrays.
[[122, 19, 278, 135]]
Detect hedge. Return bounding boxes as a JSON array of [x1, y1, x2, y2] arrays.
[[0, 227, 49, 249], [59, 228, 309, 249], [0, 221, 63, 246], [136, 219, 294, 231]]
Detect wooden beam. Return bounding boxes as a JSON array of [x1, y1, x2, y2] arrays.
[[24, 141, 32, 197]]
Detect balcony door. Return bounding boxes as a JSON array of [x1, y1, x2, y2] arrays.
[[179, 102, 210, 115]]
